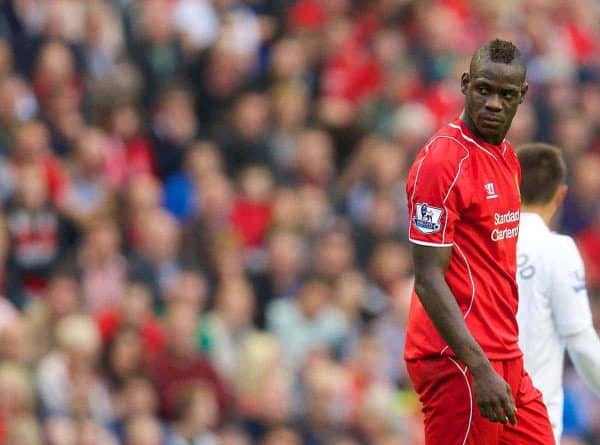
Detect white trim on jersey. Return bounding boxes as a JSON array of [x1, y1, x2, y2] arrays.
[[448, 356, 473, 445], [448, 122, 499, 160], [440, 241, 476, 357], [408, 238, 453, 248], [441, 138, 469, 244], [409, 135, 471, 245]]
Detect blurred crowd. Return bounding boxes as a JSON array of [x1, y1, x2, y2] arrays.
[[0, 0, 598, 444]]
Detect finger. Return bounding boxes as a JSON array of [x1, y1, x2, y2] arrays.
[[504, 388, 517, 425], [491, 402, 507, 424], [502, 397, 517, 425], [480, 403, 502, 424], [478, 404, 492, 422]]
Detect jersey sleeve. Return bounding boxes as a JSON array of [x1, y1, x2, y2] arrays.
[[406, 138, 471, 247], [549, 236, 594, 337]]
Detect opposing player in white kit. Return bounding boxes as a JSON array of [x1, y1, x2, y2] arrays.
[[516, 143, 600, 443]]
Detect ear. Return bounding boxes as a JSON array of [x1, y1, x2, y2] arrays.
[[460, 72, 470, 95], [519, 82, 529, 104], [554, 183, 568, 208]]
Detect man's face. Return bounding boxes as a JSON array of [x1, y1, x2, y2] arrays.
[[462, 59, 528, 144]]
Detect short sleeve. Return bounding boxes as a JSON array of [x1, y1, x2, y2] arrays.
[[549, 236, 593, 337], [406, 138, 471, 247]]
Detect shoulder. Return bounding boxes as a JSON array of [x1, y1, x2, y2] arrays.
[[547, 233, 583, 262], [423, 125, 471, 159], [410, 126, 472, 176]]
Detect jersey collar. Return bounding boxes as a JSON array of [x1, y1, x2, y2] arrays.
[[521, 212, 550, 232], [451, 117, 508, 159]]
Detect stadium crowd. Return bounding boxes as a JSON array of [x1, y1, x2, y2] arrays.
[[0, 0, 598, 444]]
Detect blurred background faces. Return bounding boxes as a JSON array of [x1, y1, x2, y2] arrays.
[[0, 0, 598, 444]]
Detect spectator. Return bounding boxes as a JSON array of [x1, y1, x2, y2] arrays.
[[36, 314, 113, 423], [267, 277, 348, 371], [96, 281, 166, 358], [147, 301, 229, 421], [149, 87, 197, 180], [5, 164, 73, 305], [105, 103, 154, 180], [165, 383, 220, 445], [124, 414, 164, 445], [131, 0, 184, 106], [198, 278, 257, 379], [313, 227, 356, 283], [231, 165, 273, 251], [261, 425, 302, 445], [163, 140, 223, 221], [63, 127, 117, 229], [218, 424, 252, 445], [251, 230, 307, 328], [129, 208, 185, 306], [77, 219, 127, 315], [0, 362, 38, 444], [0, 1, 598, 443], [122, 173, 163, 252], [25, 269, 81, 360], [8, 120, 68, 206], [220, 92, 274, 176]]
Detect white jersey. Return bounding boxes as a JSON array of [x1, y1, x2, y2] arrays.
[[516, 212, 593, 443]]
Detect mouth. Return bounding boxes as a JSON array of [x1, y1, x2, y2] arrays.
[[480, 115, 504, 127]]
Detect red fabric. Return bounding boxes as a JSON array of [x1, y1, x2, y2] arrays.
[[321, 25, 382, 104], [230, 198, 271, 247], [288, 0, 327, 29], [564, 23, 599, 64], [147, 349, 230, 420], [406, 357, 554, 444], [43, 157, 69, 204], [125, 137, 155, 177], [575, 227, 600, 290], [96, 310, 166, 354], [405, 118, 522, 361], [422, 83, 463, 127]]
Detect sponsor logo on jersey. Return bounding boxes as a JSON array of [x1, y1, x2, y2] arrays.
[[485, 182, 499, 199], [491, 209, 520, 242], [413, 203, 443, 234]]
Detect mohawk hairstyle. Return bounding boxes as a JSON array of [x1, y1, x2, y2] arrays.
[[488, 38, 520, 64], [470, 38, 526, 80]]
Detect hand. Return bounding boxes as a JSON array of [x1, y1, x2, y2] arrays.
[[470, 363, 517, 425]]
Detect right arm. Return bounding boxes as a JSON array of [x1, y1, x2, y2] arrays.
[[550, 237, 600, 396], [412, 243, 517, 425], [565, 327, 600, 396]]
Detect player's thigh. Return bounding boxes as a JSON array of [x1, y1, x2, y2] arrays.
[[407, 358, 502, 445], [500, 372, 554, 445]]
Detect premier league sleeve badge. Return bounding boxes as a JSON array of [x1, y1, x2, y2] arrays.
[[413, 203, 443, 234]]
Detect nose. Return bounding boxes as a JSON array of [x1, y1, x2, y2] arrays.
[[485, 94, 502, 112]]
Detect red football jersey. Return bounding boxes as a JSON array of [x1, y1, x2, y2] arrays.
[[404, 118, 522, 361]]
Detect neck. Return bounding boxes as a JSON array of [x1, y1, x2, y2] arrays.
[[521, 204, 555, 226], [460, 110, 505, 145]]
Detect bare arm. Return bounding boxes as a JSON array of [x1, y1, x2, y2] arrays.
[[412, 243, 517, 424]]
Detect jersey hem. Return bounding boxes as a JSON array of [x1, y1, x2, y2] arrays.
[[408, 238, 453, 247]]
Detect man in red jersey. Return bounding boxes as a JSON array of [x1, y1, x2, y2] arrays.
[[405, 39, 554, 444]]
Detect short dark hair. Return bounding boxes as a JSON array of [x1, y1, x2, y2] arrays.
[[488, 38, 520, 64], [517, 143, 566, 205], [470, 39, 526, 79]]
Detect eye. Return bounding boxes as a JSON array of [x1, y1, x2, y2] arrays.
[[502, 91, 515, 99], [477, 86, 489, 95]]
